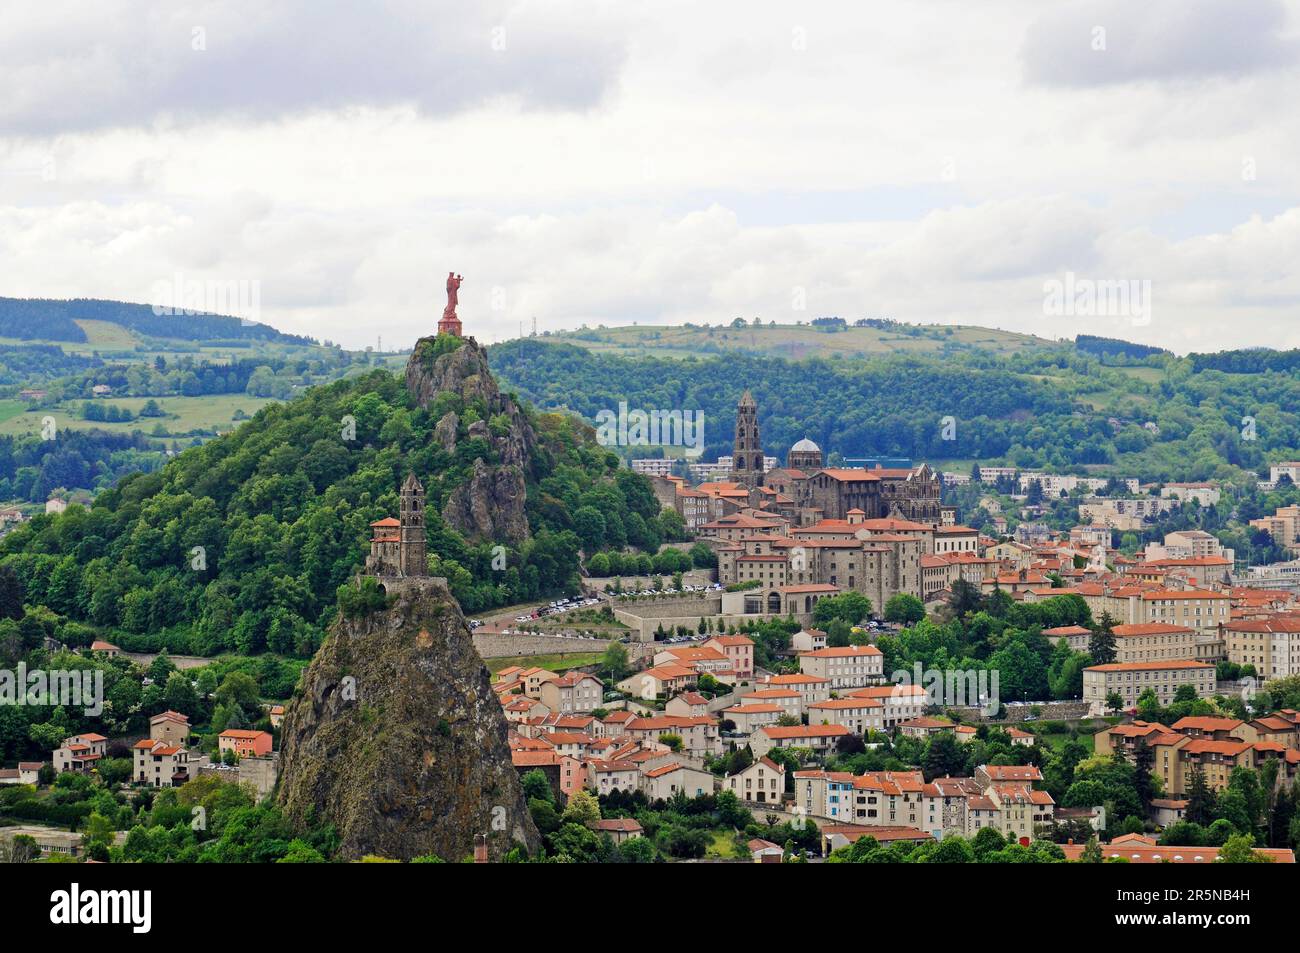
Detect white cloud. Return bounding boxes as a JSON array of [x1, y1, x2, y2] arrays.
[[1, 0, 1299, 354]]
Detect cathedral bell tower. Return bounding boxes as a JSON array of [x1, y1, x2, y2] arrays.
[[730, 388, 764, 488]]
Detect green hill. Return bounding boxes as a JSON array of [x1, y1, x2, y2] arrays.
[[0, 339, 671, 660], [544, 319, 1060, 360], [487, 334, 1300, 483], [0, 297, 316, 346]]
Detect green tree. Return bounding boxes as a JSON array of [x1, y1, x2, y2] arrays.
[[1089, 612, 1118, 665], [884, 593, 925, 625]]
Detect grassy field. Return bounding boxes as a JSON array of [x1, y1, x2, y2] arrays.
[[705, 830, 743, 859], [543, 322, 1059, 361], [73, 318, 143, 349], [0, 394, 277, 438], [487, 652, 605, 674], [1031, 728, 1096, 753]]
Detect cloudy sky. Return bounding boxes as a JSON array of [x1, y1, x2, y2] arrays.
[[1, 0, 1298, 352]]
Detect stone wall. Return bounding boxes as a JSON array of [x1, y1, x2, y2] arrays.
[[473, 630, 611, 660], [947, 700, 1092, 723]]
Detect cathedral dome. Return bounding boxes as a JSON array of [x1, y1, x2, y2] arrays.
[[791, 437, 820, 453]]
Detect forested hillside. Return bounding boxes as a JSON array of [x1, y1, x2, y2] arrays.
[[489, 337, 1300, 481], [0, 364, 671, 659], [0, 297, 314, 344]]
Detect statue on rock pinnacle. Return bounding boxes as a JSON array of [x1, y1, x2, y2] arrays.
[[438, 271, 463, 337]]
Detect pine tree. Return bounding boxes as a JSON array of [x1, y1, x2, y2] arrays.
[[1186, 765, 1217, 826], [1089, 611, 1118, 665]]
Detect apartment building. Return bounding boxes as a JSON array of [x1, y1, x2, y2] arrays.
[[1138, 589, 1231, 635], [797, 644, 884, 689], [1226, 617, 1300, 679], [806, 697, 885, 734], [538, 671, 604, 715], [1082, 660, 1216, 714], [847, 684, 928, 727], [764, 673, 831, 708], [1109, 623, 1200, 664], [750, 724, 850, 758]]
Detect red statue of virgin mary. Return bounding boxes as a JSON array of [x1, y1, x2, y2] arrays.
[[438, 271, 463, 337]]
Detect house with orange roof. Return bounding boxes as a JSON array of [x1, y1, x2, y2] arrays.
[[1061, 833, 1294, 864], [790, 628, 828, 652], [665, 691, 710, 717], [502, 695, 550, 724], [52, 733, 107, 774], [1082, 659, 1216, 714], [797, 643, 884, 689], [720, 703, 785, 734], [133, 739, 192, 787], [654, 645, 734, 676], [588, 816, 644, 844], [1226, 616, 1300, 679], [701, 633, 755, 677], [511, 749, 584, 801], [807, 696, 884, 734], [847, 683, 928, 727], [149, 710, 191, 747], [641, 761, 715, 801], [750, 723, 850, 758], [587, 759, 640, 796], [616, 663, 698, 700], [1107, 622, 1202, 664], [1043, 624, 1092, 652], [620, 714, 721, 756], [743, 687, 803, 719], [764, 672, 831, 707], [538, 670, 603, 715], [898, 716, 956, 739], [218, 729, 273, 759]]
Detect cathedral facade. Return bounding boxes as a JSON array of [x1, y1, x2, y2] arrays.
[[722, 389, 943, 525]]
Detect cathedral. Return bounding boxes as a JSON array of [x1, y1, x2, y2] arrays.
[[366, 473, 428, 577], [729, 389, 764, 488], [724, 389, 943, 525]]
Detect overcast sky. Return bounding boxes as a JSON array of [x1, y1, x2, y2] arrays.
[[1, 0, 1298, 352]]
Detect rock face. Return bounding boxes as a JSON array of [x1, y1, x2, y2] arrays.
[[405, 336, 537, 543], [277, 577, 539, 861], [442, 457, 530, 543]]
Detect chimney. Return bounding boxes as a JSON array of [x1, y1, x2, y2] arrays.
[[474, 833, 488, 864]]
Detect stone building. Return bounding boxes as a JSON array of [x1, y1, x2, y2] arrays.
[[366, 473, 428, 577], [730, 389, 764, 489], [787, 436, 823, 471]]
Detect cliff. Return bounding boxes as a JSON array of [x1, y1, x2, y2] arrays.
[[277, 576, 539, 861], [406, 335, 536, 542]]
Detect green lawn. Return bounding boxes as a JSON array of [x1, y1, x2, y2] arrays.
[[487, 652, 605, 674], [0, 394, 277, 438], [1031, 729, 1095, 753], [705, 830, 743, 859]]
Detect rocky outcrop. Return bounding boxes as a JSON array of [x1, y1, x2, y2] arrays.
[[405, 336, 537, 542], [442, 458, 530, 543], [277, 577, 539, 861], [433, 411, 459, 454]]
